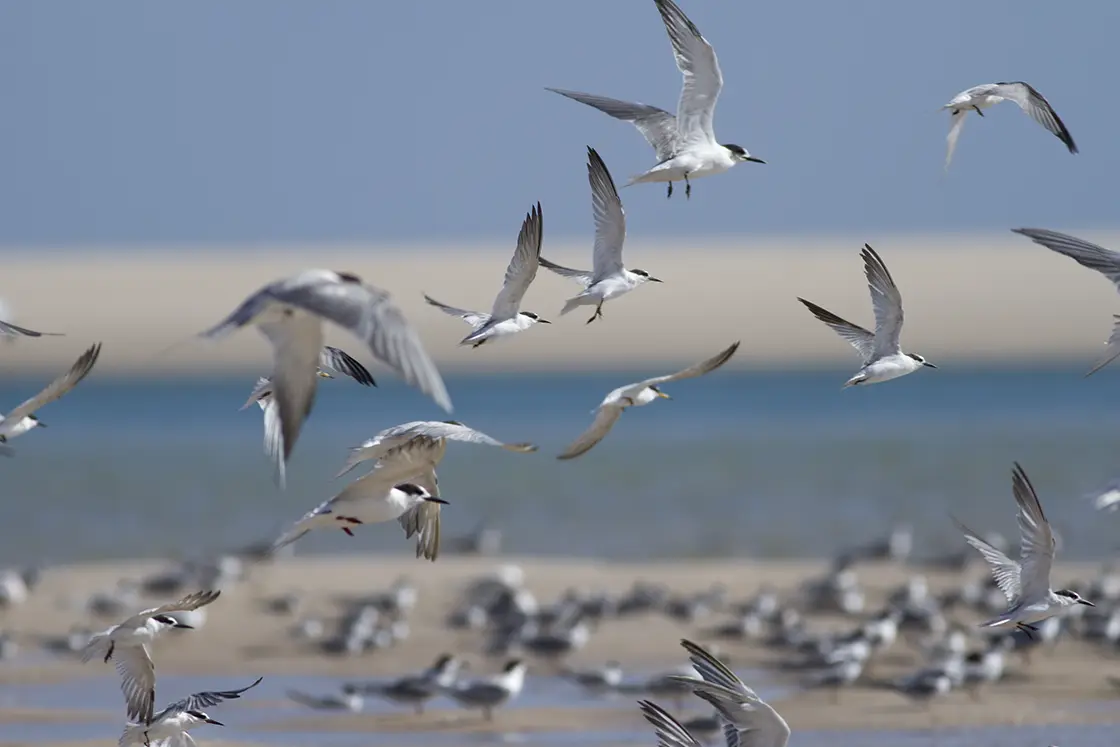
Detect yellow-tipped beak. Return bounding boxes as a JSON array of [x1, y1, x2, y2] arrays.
[[656, 390, 672, 399]]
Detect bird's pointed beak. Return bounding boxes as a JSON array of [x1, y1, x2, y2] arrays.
[[539, 319, 552, 324], [745, 157, 766, 164], [34, 421, 47, 428], [204, 717, 225, 726], [656, 390, 672, 400], [1080, 599, 1096, 607], [425, 497, 450, 505], [650, 277, 664, 283], [922, 361, 938, 369], [317, 371, 333, 379], [173, 622, 195, 629]]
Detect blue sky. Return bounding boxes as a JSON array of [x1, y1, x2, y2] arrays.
[[0, 1, 1116, 245]]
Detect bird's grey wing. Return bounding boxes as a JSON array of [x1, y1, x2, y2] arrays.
[[319, 346, 376, 386], [334, 420, 431, 478], [117, 644, 156, 724], [491, 202, 543, 319], [995, 82, 1077, 154], [679, 639, 751, 696], [586, 147, 626, 281], [538, 257, 594, 288], [797, 299, 875, 363], [557, 406, 623, 460], [274, 279, 451, 412], [171, 677, 264, 714], [258, 314, 323, 464], [4, 342, 101, 423], [722, 722, 741, 747], [423, 294, 489, 327], [1012, 228, 1120, 375], [0, 319, 61, 337], [199, 284, 276, 339], [861, 245, 905, 357], [131, 591, 222, 624], [545, 88, 679, 161], [1012, 228, 1120, 287], [261, 393, 286, 488], [945, 110, 966, 170], [241, 377, 272, 410], [641, 342, 740, 387], [403, 421, 537, 453], [1011, 463, 1055, 603], [638, 700, 704, 747], [656, 0, 722, 148], [953, 516, 1020, 602], [398, 500, 442, 562]]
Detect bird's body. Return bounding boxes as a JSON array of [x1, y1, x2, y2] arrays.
[[1012, 228, 1120, 375], [442, 659, 527, 721], [955, 463, 1094, 633], [118, 677, 262, 747], [0, 343, 101, 445], [286, 685, 364, 712], [273, 481, 447, 561], [546, 0, 762, 200], [202, 269, 450, 483], [943, 82, 1076, 169], [558, 342, 739, 459], [798, 245, 935, 388], [81, 591, 222, 724], [352, 653, 462, 714], [425, 203, 549, 347], [539, 148, 660, 324]]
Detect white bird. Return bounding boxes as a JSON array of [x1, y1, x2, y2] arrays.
[[557, 342, 739, 460], [547, 0, 763, 199], [119, 677, 262, 747], [669, 639, 791, 747], [0, 319, 62, 338], [200, 270, 451, 480], [1088, 479, 1120, 512], [272, 480, 448, 561], [336, 419, 537, 479], [537, 147, 661, 324], [240, 346, 376, 488], [1012, 228, 1120, 375], [943, 82, 1076, 169], [637, 699, 707, 747], [441, 659, 527, 721], [81, 590, 222, 724], [0, 342, 101, 448], [798, 245, 936, 388], [954, 463, 1094, 636], [286, 684, 364, 712], [425, 203, 550, 347]]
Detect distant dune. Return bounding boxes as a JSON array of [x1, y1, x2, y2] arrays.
[[2, 231, 1119, 374]]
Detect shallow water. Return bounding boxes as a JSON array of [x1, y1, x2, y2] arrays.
[[2, 369, 1120, 566]]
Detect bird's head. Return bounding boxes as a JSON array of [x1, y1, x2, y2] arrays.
[[722, 143, 765, 164], [520, 312, 551, 324], [650, 386, 672, 400], [1054, 589, 1094, 607], [187, 710, 223, 726], [907, 353, 937, 369], [396, 482, 449, 505], [631, 269, 663, 284], [152, 614, 193, 630], [28, 415, 46, 428]]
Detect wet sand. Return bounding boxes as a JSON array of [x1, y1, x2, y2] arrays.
[[1, 555, 1117, 747], [3, 231, 1120, 374]]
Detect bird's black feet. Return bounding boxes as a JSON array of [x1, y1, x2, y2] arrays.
[[104, 642, 114, 663], [1015, 622, 1038, 639], [666, 182, 673, 199], [974, 106, 984, 116], [684, 174, 691, 199], [586, 304, 603, 324]]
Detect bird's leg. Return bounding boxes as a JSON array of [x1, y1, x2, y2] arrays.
[[342, 528, 355, 536], [684, 173, 692, 199], [974, 106, 984, 116], [586, 303, 603, 325], [1015, 622, 1037, 640], [143, 730, 151, 747], [666, 182, 673, 199], [104, 642, 114, 663]]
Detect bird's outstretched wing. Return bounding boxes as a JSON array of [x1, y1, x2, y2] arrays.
[[117, 644, 156, 724], [798, 298, 875, 363], [1011, 462, 1055, 604], [4, 343, 101, 423], [319, 346, 376, 386], [538, 257, 594, 288], [656, 0, 723, 149], [637, 700, 703, 747], [861, 245, 905, 358], [994, 82, 1077, 154], [423, 294, 489, 327], [491, 202, 544, 319], [399, 500, 442, 561], [557, 406, 623, 461], [545, 88, 679, 162], [638, 342, 740, 388], [157, 677, 264, 720], [128, 590, 222, 626], [0, 319, 62, 337], [945, 110, 967, 170], [587, 148, 626, 282], [384, 421, 537, 452], [953, 516, 1021, 602]]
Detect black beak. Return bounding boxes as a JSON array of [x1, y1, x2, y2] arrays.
[[745, 157, 766, 164], [538, 319, 552, 324], [204, 718, 224, 726], [35, 421, 47, 428], [173, 622, 194, 629], [650, 277, 664, 283], [922, 362, 938, 369], [425, 497, 450, 505], [1080, 599, 1096, 607]]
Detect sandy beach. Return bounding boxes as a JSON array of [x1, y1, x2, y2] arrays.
[[3, 231, 1120, 375], [2, 555, 1117, 747]]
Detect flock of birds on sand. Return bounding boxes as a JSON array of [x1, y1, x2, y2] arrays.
[[0, 0, 1115, 744]]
